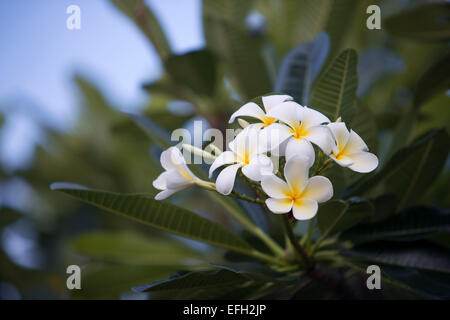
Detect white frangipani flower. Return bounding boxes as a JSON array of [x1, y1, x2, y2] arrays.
[[261, 155, 333, 220], [229, 94, 293, 128], [153, 147, 200, 200], [327, 122, 379, 173], [209, 127, 273, 195], [265, 102, 334, 167]]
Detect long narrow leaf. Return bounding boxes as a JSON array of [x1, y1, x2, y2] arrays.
[[51, 184, 254, 255], [275, 32, 330, 104], [310, 49, 358, 122], [342, 240, 450, 274]]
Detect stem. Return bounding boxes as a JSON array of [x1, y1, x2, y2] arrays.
[[229, 190, 265, 204], [252, 227, 287, 259], [302, 218, 315, 249], [248, 249, 287, 266], [311, 202, 348, 253], [202, 186, 286, 260], [196, 180, 264, 204], [315, 159, 333, 176], [282, 215, 313, 270]]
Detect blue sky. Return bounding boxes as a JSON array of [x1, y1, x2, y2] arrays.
[[0, 0, 203, 170]]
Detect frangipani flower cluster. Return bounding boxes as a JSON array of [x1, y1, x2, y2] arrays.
[[153, 94, 378, 221]]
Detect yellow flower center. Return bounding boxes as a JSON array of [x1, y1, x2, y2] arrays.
[[177, 167, 191, 180], [290, 123, 309, 140], [287, 193, 305, 206], [333, 148, 346, 160], [242, 152, 250, 165], [262, 116, 276, 126]]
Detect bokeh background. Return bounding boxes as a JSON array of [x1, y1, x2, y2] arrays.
[[0, 0, 448, 299]]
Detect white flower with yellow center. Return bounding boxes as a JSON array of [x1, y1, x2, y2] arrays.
[[209, 127, 273, 195], [229, 94, 293, 128], [261, 155, 333, 220], [327, 122, 378, 173], [265, 102, 334, 167], [153, 147, 199, 200]]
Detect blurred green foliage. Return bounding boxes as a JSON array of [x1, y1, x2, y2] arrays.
[[0, 0, 449, 299]]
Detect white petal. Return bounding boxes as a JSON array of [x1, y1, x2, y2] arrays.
[[344, 129, 369, 154], [165, 169, 193, 189], [229, 126, 260, 157], [262, 94, 293, 112], [237, 118, 250, 128], [328, 122, 350, 151], [242, 154, 274, 181], [229, 102, 265, 123], [209, 151, 236, 177], [292, 199, 318, 220], [302, 176, 333, 203], [153, 172, 168, 190], [299, 106, 331, 127], [261, 123, 293, 153], [285, 138, 315, 167], [266, 101, 302, 128], [154, 188, 180, 200], [261, 174, 291, 198], [271, 137, 288, 157], [348, 151, 379, 173], [215, 163, 242, 195], [160, 147, 185, 171], [266, 198, 293, 214], [304, 125, 335, 155], [330, 154, 354, 167], [284, 155, 310, 195]]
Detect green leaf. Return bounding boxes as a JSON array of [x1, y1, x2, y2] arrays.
[[342, 240, 450, 274], [414, 51, 450, 108], [342, 100, 378, 184], [72, 264, 177, 299], [317, 198, 374, 236], [210, 262, 288, 282], [203, 2, 271, 100], [72, 231, 204, 266], [341, 206, 450, 244], [110, 0, 171, 59], [275, 32, 330, 104], [350, 100, 377, 153], [323, 0, 358, 59], [346, 129, 450, 209], [134, 269, 250, 293], [257, 0, 356, 60], [0, 207, 22, 228], [386, 104, 418, 159], [203, 0, 252, 24], [381, 265, 450, 300], [369, 194, 398, 223], [165, 50, 217, 97], [51, 184, 254, 255], [310, 49, 358, 122], [126, 113, 171, 149], [343, 260, 425, 299], [385, 3, 450, 42]]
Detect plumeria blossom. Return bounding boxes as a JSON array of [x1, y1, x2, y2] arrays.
[[209, 127, 273, 195], [153, 147, 200, 200], [327, 122, 378, 173], [261, 155, 333, 220], [265, 102, 334, 167], [229, 94, 293, 129]]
